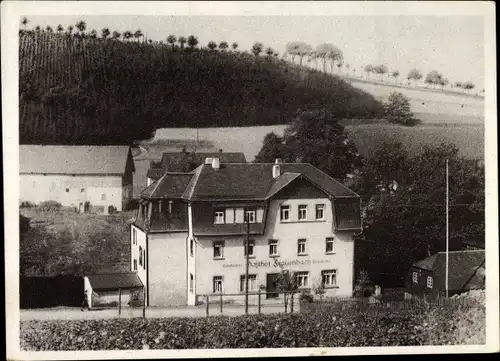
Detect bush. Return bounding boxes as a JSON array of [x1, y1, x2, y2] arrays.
[[20, 215, 31, 234], [38, 200, 62, 211], [384, 92, 421, 126], [108, 205, 117, 214], [299, 292, 314, 303]]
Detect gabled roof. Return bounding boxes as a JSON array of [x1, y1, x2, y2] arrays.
[[412, 250, 485, 290], [141, 172, 194, 199], [20, 145, 133, 175], [181, 163, 358, 201], [86, 272, 143, 291]]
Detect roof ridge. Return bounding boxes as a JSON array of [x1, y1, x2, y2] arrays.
[[182, 164, 205, 200]]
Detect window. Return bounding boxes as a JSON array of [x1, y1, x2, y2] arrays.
[[190, 239, 194, 256], [101, 193, 106, 201], [296, 271, 309, 288], [213, 276, 223, 293], [315, 204, 325, 220], [322, 270, 337, 287], [427, 276, 433, 288], [81, 188, 84, 193], [139, 246, 143, 266], [245, 209, 256, 223], [325, 237, 335, 254], [298, 205, 307, 220], [297, 239, 307, 255], [190, 274, 194, 293], [133, 259, 137, 271], [213, 241, 225, 259], [244, 239, 255, 257], [412, 272, 418, 283], [280, 205, 290, 221], [240, 274, 257, 292], [214, 211, 225, 224], [269, 239, 279, 257], [132, 229, 136, 245], [65, 188, 70, 193]]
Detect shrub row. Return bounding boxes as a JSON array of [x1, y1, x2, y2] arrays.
[[22, 310, 429, 350]]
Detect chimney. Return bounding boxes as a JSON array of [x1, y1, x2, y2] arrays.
[[272, 164, 281, 179], [211, 157, 220, 171]]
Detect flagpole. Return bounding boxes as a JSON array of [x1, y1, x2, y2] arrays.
[[445, 159, 449, 298]]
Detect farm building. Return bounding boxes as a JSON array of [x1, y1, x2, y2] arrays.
[[19, 145, 135, 214], [405, 250, 485, 298], [145, 150, 247, 187], [131, 157, 362, 306]]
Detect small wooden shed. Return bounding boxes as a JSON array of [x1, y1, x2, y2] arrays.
[[84, 272, 143, 308]]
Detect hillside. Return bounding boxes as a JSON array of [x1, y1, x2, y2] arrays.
[[19, 31, 382, 145]]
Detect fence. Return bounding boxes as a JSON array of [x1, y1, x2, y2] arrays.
[[201, 290, 308, 317], [300, 295, 483, 313]]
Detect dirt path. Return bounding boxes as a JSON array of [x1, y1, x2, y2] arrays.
[[20, 304, 298, 321]]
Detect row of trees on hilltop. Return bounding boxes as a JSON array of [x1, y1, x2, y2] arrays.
[[278, 38, 480, 95]]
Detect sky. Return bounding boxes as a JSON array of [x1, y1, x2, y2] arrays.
[[26, 15, 485, 87]]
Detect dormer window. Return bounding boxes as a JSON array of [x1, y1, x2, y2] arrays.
[[214, 210, 225, 224], [244, 209, 256, 223]]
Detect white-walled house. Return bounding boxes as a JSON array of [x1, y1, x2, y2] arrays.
[[20, 145, 135, 214], [131, 158, 362, 306]]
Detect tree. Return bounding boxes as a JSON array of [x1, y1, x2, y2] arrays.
[[407, 68, 423, 86], [251, 42, 263, 56], [364, 64, 373, 79], [75, 20, 87, 36], [454, 81, 463, 89], [462, 81, 475, 93], [167, 34, 176, 48], [134, 29, 143, 42], [35, 25, 41, 33], [45, 25, 53, 33], [89, 29, 98, 39], [285, 41, 313, 66], [276, 269, 299, 313], [383, 92, 420, 126], [219, 41, 229, 52], [101, 28, 110, 39], [231, 42, 238, 51], [56, 24, 64, 33], [439, 77, 449, 90], [282, 109, 363, 180], [373, 64, 388, 81], [66, 25, 74, 36], [21, 16, 29, 29], [187, 35, 198, 49], [265, 47, 274, 57], [254, 132, 284, 162], [345, 64, 351, 76], [313, 279, 326, 302], [207, 40, 217, 51], [337, 61, 343, 73], [112, 30, 121, 40], [178, 36, 187, 49], [425, 70, 443, 88], [123, 30, 133, 41], [391, 70, 400, 84]]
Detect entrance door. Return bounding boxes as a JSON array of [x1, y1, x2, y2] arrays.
[[266, 273, 279, 299]]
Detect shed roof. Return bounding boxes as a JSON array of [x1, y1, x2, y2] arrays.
[[86, 272, 143, 291], [20, 145, 133, 175]]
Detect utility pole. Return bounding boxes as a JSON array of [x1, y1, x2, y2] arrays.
[[245, 214, 250, 314], [445, 159, 449, 298]]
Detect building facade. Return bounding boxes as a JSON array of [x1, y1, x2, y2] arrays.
[[20, 145, 135, 213], [131, 158, 362, 306]]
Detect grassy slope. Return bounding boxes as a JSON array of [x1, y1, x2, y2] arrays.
[[20, 208, 134, 277]]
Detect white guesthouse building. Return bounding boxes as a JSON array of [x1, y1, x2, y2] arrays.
[[131, 158, 362, 306]]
